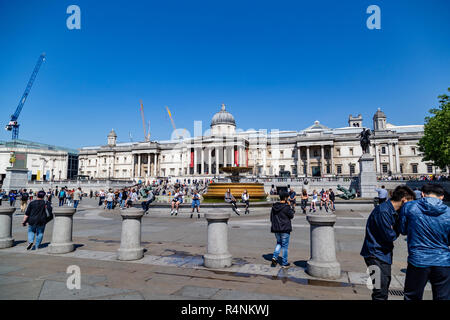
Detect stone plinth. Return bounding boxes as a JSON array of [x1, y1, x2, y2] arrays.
[[306, 213, 341, 279], [358, 153, 378, 198], [48, 208, 76, 254], [203, 213, 232, 268], [0, 208, 16, 249], [2, 168, 28, 191], [117, 209, 144, 261]]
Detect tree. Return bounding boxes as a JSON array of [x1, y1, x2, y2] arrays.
[[418, 88, 450, 170]]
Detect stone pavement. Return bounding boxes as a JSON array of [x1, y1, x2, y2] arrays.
[[0, 199, 433, 300]]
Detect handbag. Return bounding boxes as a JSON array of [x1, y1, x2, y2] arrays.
[[45, 202, 53, 223]]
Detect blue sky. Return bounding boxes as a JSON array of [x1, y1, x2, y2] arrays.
[[0, 0, 449, 149]]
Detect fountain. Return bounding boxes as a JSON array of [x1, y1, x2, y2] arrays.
[[202, 166, 267, 202]]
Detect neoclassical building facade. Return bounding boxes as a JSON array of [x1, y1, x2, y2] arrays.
[[78, 105, 441, 181]]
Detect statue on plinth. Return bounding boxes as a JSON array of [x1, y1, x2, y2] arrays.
[[358, 128, 372, 154]]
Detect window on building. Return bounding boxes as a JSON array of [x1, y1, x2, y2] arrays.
[[349, 148, 354, 156], [280, 150, 284, 158], [336, 148, 341, 156], [382, 146, 386, 154], [326, 165, 330, 174], [398, 148, 402, 155], [314, 150, 318, 157], [427, 164, 433, 173], [349, 164, 355, 175], [337, 165, 342, 174], [412, 147, 416, 155], [382, 164, 388, 173], [400, 164, 403, 173], [412, 164, 418, 173]]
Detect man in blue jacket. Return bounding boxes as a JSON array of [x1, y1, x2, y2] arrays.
[[360, 185, 415, 300], [399, 183, 450, 300]]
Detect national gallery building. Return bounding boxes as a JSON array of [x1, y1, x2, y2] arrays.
[[78, 105, 442, 182]]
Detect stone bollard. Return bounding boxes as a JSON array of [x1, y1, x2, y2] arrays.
[[117, 209, 144, 261], [48, 207, 76, 254], [0, 207, 16, 249], [203, 213, 232, 268], [306, 213, 341, 279]]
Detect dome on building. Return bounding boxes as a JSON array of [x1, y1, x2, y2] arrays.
[[211, 104, 236, 127], [108, 128, 117, 137], [373, 108, 386, 119], [304, 120, 330, 131]]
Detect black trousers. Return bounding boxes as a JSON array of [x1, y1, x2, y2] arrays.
[[404, 263, 450, 300], [364, 256, 392, 300]]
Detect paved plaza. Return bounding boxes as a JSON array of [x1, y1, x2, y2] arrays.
[[0, 198, 433, 300]]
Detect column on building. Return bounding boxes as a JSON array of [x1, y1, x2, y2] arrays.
[[200, 147, 205, 175], [374, 144, 380, 174], [297, 146, 301, 177], [320, 145, 325, 177], [208, 148, 212, 175], [231, 146, 235, 167], [330, 145, 334, 175], [388, 143, 394, 174], [394, 143, 400, 173], [137, 154, 141, 178], [193, 147, 198, 175], [306, 146, 310, 177], [215, 147, 219, 174], [223, 146, 227, 167]]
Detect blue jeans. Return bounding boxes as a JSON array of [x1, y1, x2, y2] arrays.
[[73, 200, 79, 208], [273, 233, 290, 266], [107, 201, 113, 210], [28, 225, 45, 249], [59, 199, 64, 206]]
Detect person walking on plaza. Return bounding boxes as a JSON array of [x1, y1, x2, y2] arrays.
[[127, 189, 138, 208], [9, 190, 17, 207], [98, 190, 105, 207], [399, 184, 450, 300], [225, 189, 240, 216], [120, 188, 128, 209], [106, 189, 115, 210], [288, 188, 296, 211], [413, 187, 422, 200], [58, 188, 66, 207], [375, 185, 388, 204], [73, 188, 82, 209], [190, 190, 201, 219], [300, 189, 308, 214], [360, 185, 415, 300], [20, 189, 29, 213], [242, 189, 250, 215], [46, 189, 53, 203], [22, 190, 53, 250], [66, 189, 73, 207], [270, 191, 295, 268]]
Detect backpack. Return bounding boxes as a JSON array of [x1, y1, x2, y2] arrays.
[[59, 191, 65, 198]]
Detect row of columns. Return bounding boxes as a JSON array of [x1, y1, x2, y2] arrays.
[[0, 206, 341, 280], [133, 152, 159, 178], [297, 145, 334, 177], [374, 142, 401, 174], [191, 145, 247, 175]]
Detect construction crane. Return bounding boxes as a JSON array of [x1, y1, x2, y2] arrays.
[[165, 106, 184, 140], [140, 100, 149, 141], [5, 53, 46, 140]]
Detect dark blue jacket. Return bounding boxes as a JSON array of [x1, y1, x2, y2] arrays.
[[360, 200, 399, 264], [399, 197, 450, 267]]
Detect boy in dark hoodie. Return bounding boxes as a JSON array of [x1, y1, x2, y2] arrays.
[[399, 183, 450, 300], [270, 191, 295, 267]]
